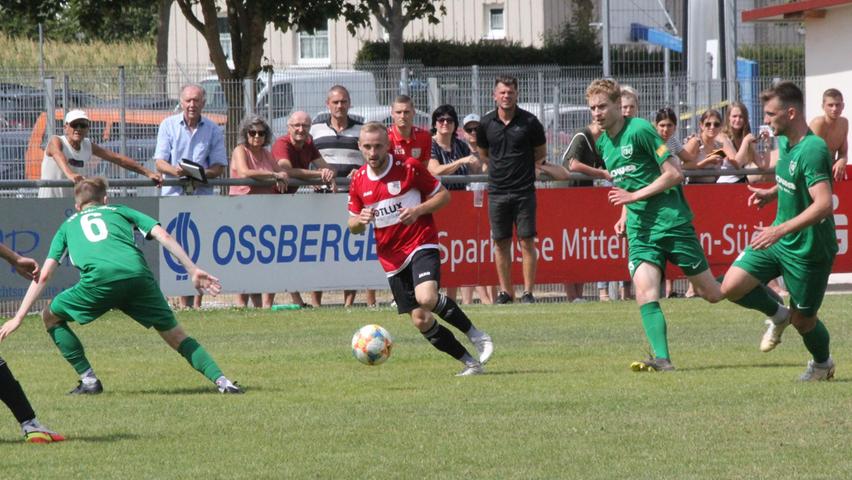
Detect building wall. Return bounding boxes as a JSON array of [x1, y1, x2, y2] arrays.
[[167, 0, 574, 76], [804, 5, 852, 138]]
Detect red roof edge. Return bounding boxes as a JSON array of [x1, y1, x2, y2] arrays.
[[743, 0, 852, 22]]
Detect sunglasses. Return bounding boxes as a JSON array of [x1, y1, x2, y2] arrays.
[[464, 126, 478, 133], [703, 121, 721, 128], [435, 117, 454, 124], [69, 122, 89, 129], [247, 130, 266, 137]]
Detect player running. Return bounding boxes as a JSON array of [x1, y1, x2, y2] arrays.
[[721, 82, 836, 381], [0, 177, 243, 394], [585, 79, 789, 371], [348, 122, 493, 376]]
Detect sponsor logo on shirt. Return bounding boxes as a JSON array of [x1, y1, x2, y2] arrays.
[[655, 144, 669, 157], [370, 189, 422, 228]]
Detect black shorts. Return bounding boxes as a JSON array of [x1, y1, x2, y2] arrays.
[[388, 249, 441, 314], [488, 190, 537, 240]]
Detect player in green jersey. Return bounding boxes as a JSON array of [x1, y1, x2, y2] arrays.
[[0, 177, 243, 394], [0, 244, 65, 443], [586, 79, 789, 371], [721, 82, 836, 381]]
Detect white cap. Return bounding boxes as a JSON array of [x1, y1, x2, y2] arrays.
[[64, 109, 89, 124], [462, 113, 480, 127]]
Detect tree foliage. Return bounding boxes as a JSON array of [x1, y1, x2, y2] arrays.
[[359, 0, 446, 64], [0, 0, 159, 43]]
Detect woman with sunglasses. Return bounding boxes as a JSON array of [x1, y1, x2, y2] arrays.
[[682, 109, 737, 184], [229, 114, 288, 308], [428, 105, 488, 304], [428, 104, 482, 190]]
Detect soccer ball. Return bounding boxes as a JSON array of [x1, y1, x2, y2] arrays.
[[351, 324, 393, 366]]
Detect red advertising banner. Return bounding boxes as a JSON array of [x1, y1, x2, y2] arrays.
[[436, 182, 852, 287]]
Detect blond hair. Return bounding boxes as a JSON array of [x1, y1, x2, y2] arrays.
[[74, 177, 108, 207], [586, 78, 622, 103]]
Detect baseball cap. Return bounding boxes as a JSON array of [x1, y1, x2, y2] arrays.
[[64, 110, 89, 124], [462, 113, 480, 127]]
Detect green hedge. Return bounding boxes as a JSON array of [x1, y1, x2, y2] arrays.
[[355, 39, 601, 67]]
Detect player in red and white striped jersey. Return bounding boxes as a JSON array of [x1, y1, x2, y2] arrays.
[[348, 122, 494, 376]]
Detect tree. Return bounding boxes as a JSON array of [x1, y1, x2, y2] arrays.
[[0, 0, 158, 43], [356, 0, 446, 65]]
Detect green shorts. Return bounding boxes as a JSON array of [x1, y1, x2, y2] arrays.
[[627, 223, 709, 277], [733, 245, 833, 317], [50, 275, 178, 332]]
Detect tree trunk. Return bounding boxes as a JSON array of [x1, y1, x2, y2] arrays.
[[155, 0, 173, 100]]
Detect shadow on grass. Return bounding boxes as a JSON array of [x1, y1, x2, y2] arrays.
[[681, 362, 813, 372], [0, 432, 141, 444], [483, 369, 554, 376], [121, 385, 265, 395]]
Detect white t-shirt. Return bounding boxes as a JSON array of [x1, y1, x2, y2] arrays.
[[39, 136, 99, 198]]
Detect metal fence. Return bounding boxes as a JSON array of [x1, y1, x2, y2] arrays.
[[0, 63, 800, 193]]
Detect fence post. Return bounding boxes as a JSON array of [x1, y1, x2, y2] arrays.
[[537, 71, 545, 121], [471, 65, 480, 114], [427, 77, 439, 114], [243, 77, 255, 117], [43, 77, 55, 139], [62, 74, 70, 122], [705, 52, 713, 109], [266, 68, 273, 123], [399, 67, 409, 96], [118, 66, 127, 158], [664, 48, 671, 105]]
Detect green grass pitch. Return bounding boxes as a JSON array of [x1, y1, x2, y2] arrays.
[[2, 297, 851, 479]]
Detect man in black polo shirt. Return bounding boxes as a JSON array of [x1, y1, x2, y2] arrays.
[[476, 75, 547, 304]]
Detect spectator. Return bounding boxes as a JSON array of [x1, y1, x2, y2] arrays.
[[271, 111, 336, 308], [621, 85, 640, 118], [428, 104, 483, 304], [809, 88, 848, 182], [538, 122, 610, 302], [39, 109, 161, 198], [681, 109, 736, 184], [715, 103, 749, 184], [0, 244, 65, 443], [388, 95, 431, 165], [229, 114, 288, 308], [655, 107, 698, 167], [154, 84, 228, 309], [428, 104, 479, 189], [310, 85, 376, 307], [460, 113, 497, 305], [476, 75, 547, 304]]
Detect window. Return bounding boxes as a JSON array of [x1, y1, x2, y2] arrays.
[[486, 7, 505, 40], [298, 27, 329, 65]]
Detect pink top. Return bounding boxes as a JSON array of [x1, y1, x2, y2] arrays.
[[229, 145, 281, 195]]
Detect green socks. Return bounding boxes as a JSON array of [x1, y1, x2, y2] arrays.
[[716, 274, 783, 317], [48, 323, 92, 375], [640, 302, 670, 360], [801, 320, 831, 364], [177, 337, 224, 383]]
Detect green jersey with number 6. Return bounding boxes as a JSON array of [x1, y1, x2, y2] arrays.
[[773, 132, 837, 263], [48, 204, 159, 285], [597, 117, 692, 238]]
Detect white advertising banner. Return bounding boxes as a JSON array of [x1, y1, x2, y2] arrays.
[[157, 194, 387, 296]]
